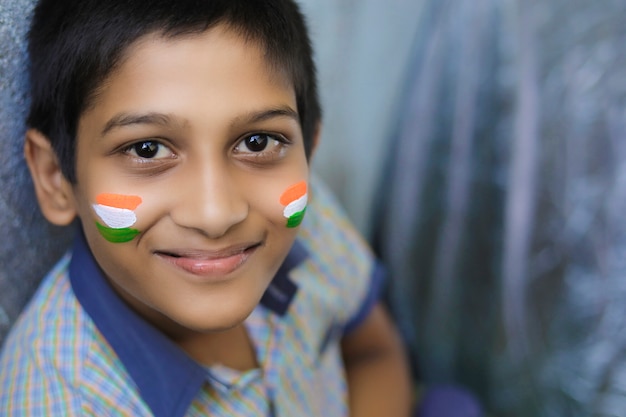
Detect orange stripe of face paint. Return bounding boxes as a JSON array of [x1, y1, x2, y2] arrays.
[[279, 181, 307, 206], [95, 193, 142, 210]]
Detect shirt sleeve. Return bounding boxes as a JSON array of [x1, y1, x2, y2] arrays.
[[342, 261, 387, 334]]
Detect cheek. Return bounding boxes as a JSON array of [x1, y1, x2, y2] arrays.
[[279, 181, 308, 228], [245, 179, 308, 229], [91, 193, 144, 243]]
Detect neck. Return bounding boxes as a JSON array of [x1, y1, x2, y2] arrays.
[[172, 323, 259, 371]]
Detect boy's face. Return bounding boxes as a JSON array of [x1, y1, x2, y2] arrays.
[[68, 26, 310, 335]]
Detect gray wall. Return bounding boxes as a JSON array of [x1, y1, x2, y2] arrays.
[[0, 0, 74, 342], [299, 0, 423, 237]]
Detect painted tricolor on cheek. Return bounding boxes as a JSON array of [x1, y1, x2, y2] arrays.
[[93, 193, 143, 243], [280, 181, 307, 228]]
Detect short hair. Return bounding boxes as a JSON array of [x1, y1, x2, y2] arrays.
[[27, 0, 321, 183]]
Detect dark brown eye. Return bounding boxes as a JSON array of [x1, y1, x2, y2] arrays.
[[244, 134, 269, 152], [133, 141, 160, 158]]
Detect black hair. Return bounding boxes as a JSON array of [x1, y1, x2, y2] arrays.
[[27, 0, 321, 183]]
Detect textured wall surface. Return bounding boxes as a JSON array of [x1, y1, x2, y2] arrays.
[[0, 0, 73, 344]]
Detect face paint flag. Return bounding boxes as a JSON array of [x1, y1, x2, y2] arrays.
[[280, 181, 307, 228], [93, 193, 142, 243]]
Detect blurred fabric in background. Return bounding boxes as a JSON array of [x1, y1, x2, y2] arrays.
[[373, 0, 626, 416], [2, 1, 626, 416]]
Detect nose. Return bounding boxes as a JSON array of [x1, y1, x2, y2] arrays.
[[170, 161, 248, 238]]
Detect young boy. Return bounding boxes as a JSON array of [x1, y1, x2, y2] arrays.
[[0, 0, 412, 415]]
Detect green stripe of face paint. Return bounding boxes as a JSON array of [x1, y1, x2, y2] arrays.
[[96, 222, 140, 243], [286, 208, 306, 228]]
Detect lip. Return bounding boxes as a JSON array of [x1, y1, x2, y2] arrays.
[[155, 242, 261, 279]]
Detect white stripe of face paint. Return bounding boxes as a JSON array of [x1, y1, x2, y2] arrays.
[[283, 194, 308, 218], [93, 204, 137, 229]]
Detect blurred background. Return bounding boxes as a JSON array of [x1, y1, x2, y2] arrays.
[[2, 0, 626, 415]]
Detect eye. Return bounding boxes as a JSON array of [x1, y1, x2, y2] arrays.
[[234, 133, 286, 155], [236, 134, 281, 153], [244, 134, 268, 152], [125, 141, 174, 159]]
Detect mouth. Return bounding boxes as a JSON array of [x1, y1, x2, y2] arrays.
[[155, 242, 262, 278]]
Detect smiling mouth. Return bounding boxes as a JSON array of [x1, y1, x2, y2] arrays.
[[155, 242, 262, 277]]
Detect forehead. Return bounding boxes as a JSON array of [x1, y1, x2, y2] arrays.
[[88, 24, 294, 111], [80, 24, 297, 128]]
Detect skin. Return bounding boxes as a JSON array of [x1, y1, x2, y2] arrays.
[[24, 24, 412, 416]]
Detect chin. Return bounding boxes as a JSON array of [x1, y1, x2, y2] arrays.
[[174, 305, 256, 334]]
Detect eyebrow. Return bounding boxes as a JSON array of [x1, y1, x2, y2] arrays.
[[231, 106, 300, 127], [101, 112, 177, 136], [100, 106, 299, 137]]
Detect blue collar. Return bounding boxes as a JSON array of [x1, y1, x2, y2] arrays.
[[69, 229, 306, 417]]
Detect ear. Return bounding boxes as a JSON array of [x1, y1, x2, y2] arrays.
[[309, 122, 322, 159], [24, 129, 77, 226]]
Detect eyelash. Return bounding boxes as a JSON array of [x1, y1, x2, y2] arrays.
[[122, 140, 175, 160]]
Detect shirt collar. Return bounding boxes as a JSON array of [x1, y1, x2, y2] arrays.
[[69, 229, 306, 417]]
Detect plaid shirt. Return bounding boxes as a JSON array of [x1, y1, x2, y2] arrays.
[[0, 179, 384, 417]]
